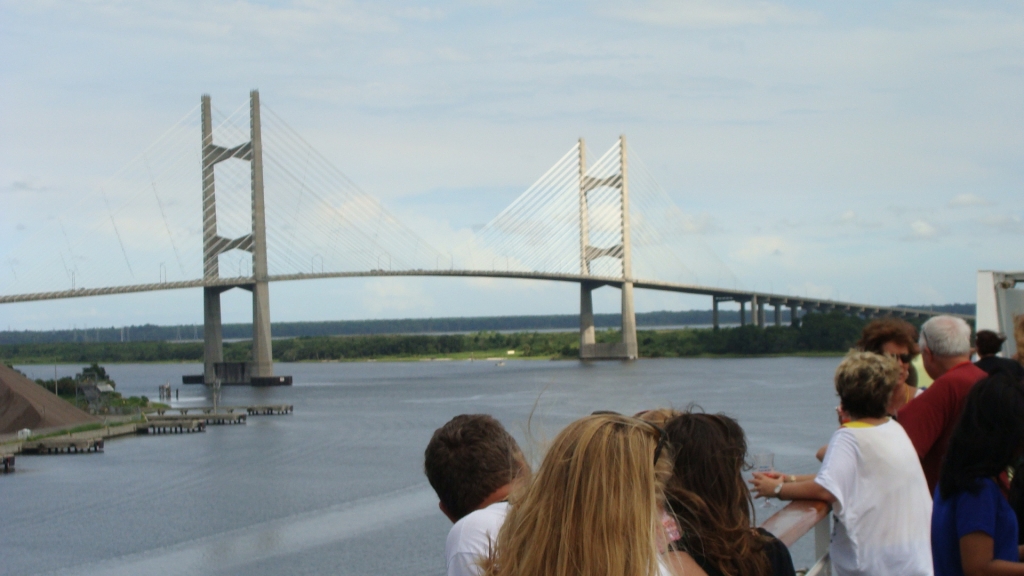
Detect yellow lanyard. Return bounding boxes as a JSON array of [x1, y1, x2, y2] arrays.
[[842, 421, 877, 428]]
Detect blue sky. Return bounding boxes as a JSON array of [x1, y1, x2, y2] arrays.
[[1, 0, 1022, 331]]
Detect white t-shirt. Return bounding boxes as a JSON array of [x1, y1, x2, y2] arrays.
[[445, 501, 508, 576], [815, 420, 933, 576]]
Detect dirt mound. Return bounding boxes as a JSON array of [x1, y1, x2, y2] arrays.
[[0, 364, 99, 434]]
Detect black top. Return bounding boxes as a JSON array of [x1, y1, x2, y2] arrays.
[[673, 528, 796, 576], [759, 528, 797, 576], [975, 356, 1024, 381]]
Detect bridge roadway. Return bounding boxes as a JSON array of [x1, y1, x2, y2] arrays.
[[0, 270, 973, 321]]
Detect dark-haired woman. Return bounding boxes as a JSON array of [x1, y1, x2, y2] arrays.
[[932, 374, 1024, 576], [661, 411, 795, 576]]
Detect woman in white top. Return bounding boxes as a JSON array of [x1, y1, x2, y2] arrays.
[[751, 351, 933, 576]]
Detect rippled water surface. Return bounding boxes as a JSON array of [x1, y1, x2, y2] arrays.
[[4, 358, 842, 575]]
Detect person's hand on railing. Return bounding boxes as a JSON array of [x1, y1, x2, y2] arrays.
[[750, 472, 837, 503], [750, 471, 784, 499]]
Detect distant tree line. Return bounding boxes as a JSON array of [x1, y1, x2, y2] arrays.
[[0, 304, 974, 345], [0, 312, 888, 364]]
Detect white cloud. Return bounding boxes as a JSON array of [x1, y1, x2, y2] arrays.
[[362, 277, 434, 315], [679, 212, 719, 234], [833, 210, 882, 230], [603, 0, 820, 28], [731, 235, 788, 262], [394, 7, 446, 22], [908, 220, 938, 240], [948, 193, 990, 207], [977, 214, 1024, 235]]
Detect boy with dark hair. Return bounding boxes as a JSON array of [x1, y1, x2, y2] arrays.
[[425, 414, 527, 576]]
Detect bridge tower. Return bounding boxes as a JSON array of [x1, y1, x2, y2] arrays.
[[198, 91, 277, 385], [578, 136, 639, 360]]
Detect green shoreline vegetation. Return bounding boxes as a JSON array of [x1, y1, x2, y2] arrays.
[[1, 312, 874, 365], [9, 363, 166, 415]]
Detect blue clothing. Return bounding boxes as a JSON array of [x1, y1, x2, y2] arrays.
[[932, 478, 1019, 576]]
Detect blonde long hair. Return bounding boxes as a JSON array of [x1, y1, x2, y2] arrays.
[[483, 413, 669, 576]]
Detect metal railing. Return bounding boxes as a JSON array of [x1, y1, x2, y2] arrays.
[[759, 499, 831, 576]]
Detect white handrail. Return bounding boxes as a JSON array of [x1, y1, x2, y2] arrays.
[[804, 551, 831, 576], [759, 499, 831, 576]]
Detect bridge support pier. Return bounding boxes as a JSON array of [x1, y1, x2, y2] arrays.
[[576, 135, 637, 360], [580, 282, 596, 351], [712, 297, 720, 330], [739, 301, 746, 326], [203, 287, 226, 384], [774, 303, 781, 327]]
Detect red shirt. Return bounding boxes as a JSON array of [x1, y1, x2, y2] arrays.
[[897, 361, 988, 494]]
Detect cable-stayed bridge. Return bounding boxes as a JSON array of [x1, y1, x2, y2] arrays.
[[0, 92, 965, 384]]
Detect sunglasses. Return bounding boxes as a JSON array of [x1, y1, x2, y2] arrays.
[[885, 352, 914, 364], [591, 410, 668, 466]]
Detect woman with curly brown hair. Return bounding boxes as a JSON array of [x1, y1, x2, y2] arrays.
[[662, 411, 795, 576], [855, 317, 921, 413]]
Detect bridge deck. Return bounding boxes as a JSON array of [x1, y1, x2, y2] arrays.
[[0, 270, 972, 320]]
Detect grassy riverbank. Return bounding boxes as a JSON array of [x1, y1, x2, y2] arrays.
[[0, 312, 870, 364]]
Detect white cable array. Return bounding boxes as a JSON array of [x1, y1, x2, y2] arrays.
[[626, 146, 740, 289], [259, 105, 447, 275], [471, 139, 738, 286], [0, 105, 208, 295], [0, 91, 736, 301]]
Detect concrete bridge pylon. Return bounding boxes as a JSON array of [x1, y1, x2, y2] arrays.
[[198, 91, 278, 385], [577, 136, 638, 360]]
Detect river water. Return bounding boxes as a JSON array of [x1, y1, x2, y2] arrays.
[[4, 357, 842, 575]]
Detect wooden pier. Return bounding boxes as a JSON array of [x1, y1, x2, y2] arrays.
[[0, 406, 295, 468], [147, 413, 247, 426], [244, 404, 293, 415], [23, 437, 104, 454], [152, 404, 293, 416], [141, 419, 206, 434]]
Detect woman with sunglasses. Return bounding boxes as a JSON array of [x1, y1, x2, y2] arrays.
[[932, 373, 1024, 576], [855, 317, 922, 413], [482, 412, 706, 576], [661, 411, 795, 576]]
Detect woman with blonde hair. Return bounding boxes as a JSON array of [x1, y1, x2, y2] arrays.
[[483, 412, 705, 576]]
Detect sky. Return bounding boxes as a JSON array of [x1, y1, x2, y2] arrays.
[[1, 0, 1022, 331]]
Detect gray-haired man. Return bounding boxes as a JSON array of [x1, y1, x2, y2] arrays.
[[898, 315, 987, 494]]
